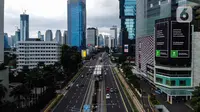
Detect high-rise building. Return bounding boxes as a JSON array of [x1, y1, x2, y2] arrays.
[[40, 35, 44, 41], [20, 13, 29, 41], [86, 27, 98, 47], [110, 26, 118, 48], [55, 30, 62, 44], [63, 31, 68, 45], [0, 0, 4, 63], [136, 0, 200, 104], [15, 28, 20, 41], [119, 0, 136, 55], [4, 33, 10, 49], [68, 0, 86, 50], [11, 35, 16, 47], [45, 30, 53, 41], [104, 35, 109, 47], [98, 34, 104, 47], [38, 31, 41, 38]]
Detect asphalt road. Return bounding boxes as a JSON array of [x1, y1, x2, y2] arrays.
[[103, 53, 133, 112], [53, 54, 100, 112]]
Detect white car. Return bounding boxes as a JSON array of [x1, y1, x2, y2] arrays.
[[106, 94, 110, 99]]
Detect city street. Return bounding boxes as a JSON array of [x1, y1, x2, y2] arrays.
[[53, 52, 133, 112], [103, 54, 133, 112], [53, 53, 101, 112]]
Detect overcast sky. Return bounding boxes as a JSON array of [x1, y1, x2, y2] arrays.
[[4, 0, 120, 38]]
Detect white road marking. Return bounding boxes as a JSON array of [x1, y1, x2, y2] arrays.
[[119, 105, 121, 108], [66, 105, 69, 108], [69, 100, 71, 103], [76, 100, 78, 103], [78, 96, 80, 98]]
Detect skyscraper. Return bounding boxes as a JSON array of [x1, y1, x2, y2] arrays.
[[20, 13, 29, 41], [98, 34, 104, 47], [15, 28, 20, 41], [63, 31, 68, 45], [86, 27, 98, 47], [119, 0, 136, 55], [0, 0, 4, 63], [68, 0, 86, 50], [104, 35, 109, 47], [4, 33, 10, 49], [38, 31, 41, 38], [110, 26, 117, 48], [45, 30, 53, 41], [55, 30, 62, 44]]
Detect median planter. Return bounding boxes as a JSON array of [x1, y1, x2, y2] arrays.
[[44, 94, 63, 112]]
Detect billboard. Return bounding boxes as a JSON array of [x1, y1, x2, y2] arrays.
[[124, 44, 128, 53], [170, 21, 190, 58], [81, 50, 87, 58], [155, 21, 169, 58]]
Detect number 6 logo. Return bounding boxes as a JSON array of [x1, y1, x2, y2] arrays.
[[176, 6, 192, 23]]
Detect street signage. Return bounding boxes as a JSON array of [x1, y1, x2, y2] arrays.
[[83, 104, 90, 112]]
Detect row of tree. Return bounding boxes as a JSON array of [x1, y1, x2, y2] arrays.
[[0, 45, 82, 112]]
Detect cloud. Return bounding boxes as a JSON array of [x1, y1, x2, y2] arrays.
[[4, 0, 120, 37]]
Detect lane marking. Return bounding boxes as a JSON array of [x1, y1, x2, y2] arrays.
[[69, 100, 71, 103], [109, 65, 129, 112]]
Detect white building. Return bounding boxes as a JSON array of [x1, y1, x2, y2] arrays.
[[16, 41, 61, 70]]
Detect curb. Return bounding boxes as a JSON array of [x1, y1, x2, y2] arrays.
[[114, 67, 145, 112]]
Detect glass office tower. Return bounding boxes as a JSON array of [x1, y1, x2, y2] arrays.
[[20, 13, 29, 41], [119, 0, 136, 55], [68, 0, 86, 50]]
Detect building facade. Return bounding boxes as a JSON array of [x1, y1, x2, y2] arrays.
[[45, 30, 53, 41], [98, 34, 104, 47], [4, 33, 10, 49], [68, 0, 86, 50], [119, 0, 136, 55], [136, 0, 200, 104], [86, 27, 98, 47], [110, 26, 118, 48], [0, 0, 4, 63], [63, 31, 68, 45], [55, 30, 62, 44], [15, 29, 20, 42], [16, 41, 61, 70], [104, 35, 109, 47], [20, 13, 29, 41]]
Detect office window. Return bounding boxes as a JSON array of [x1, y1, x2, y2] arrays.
[[156, 77, 163, 83], [171, 80, 176, 86], [180, 80, 186, 86]]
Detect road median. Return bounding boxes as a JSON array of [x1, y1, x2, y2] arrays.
[[114, 67, 146, 112]]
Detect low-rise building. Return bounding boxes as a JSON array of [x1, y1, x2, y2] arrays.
[[16, 41, 61, 70]]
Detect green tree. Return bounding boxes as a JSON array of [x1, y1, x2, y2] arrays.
[[9, 84, 31, 108], [191, 84, 200, 112]]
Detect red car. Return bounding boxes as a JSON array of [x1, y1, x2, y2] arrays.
[[106, 87, 110, 92]]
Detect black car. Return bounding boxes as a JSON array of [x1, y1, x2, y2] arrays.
[[114, 88, 118, 93], [80, 84, 84, 87]]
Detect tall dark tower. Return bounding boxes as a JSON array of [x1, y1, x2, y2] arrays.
[[119, 0, 136, 56]]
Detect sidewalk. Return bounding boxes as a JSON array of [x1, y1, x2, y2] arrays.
[[114, 67, 146, 112]]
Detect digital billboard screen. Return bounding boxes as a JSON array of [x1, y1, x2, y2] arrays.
[[170, 21, 190, 58], [155, 21, 169, 58]]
